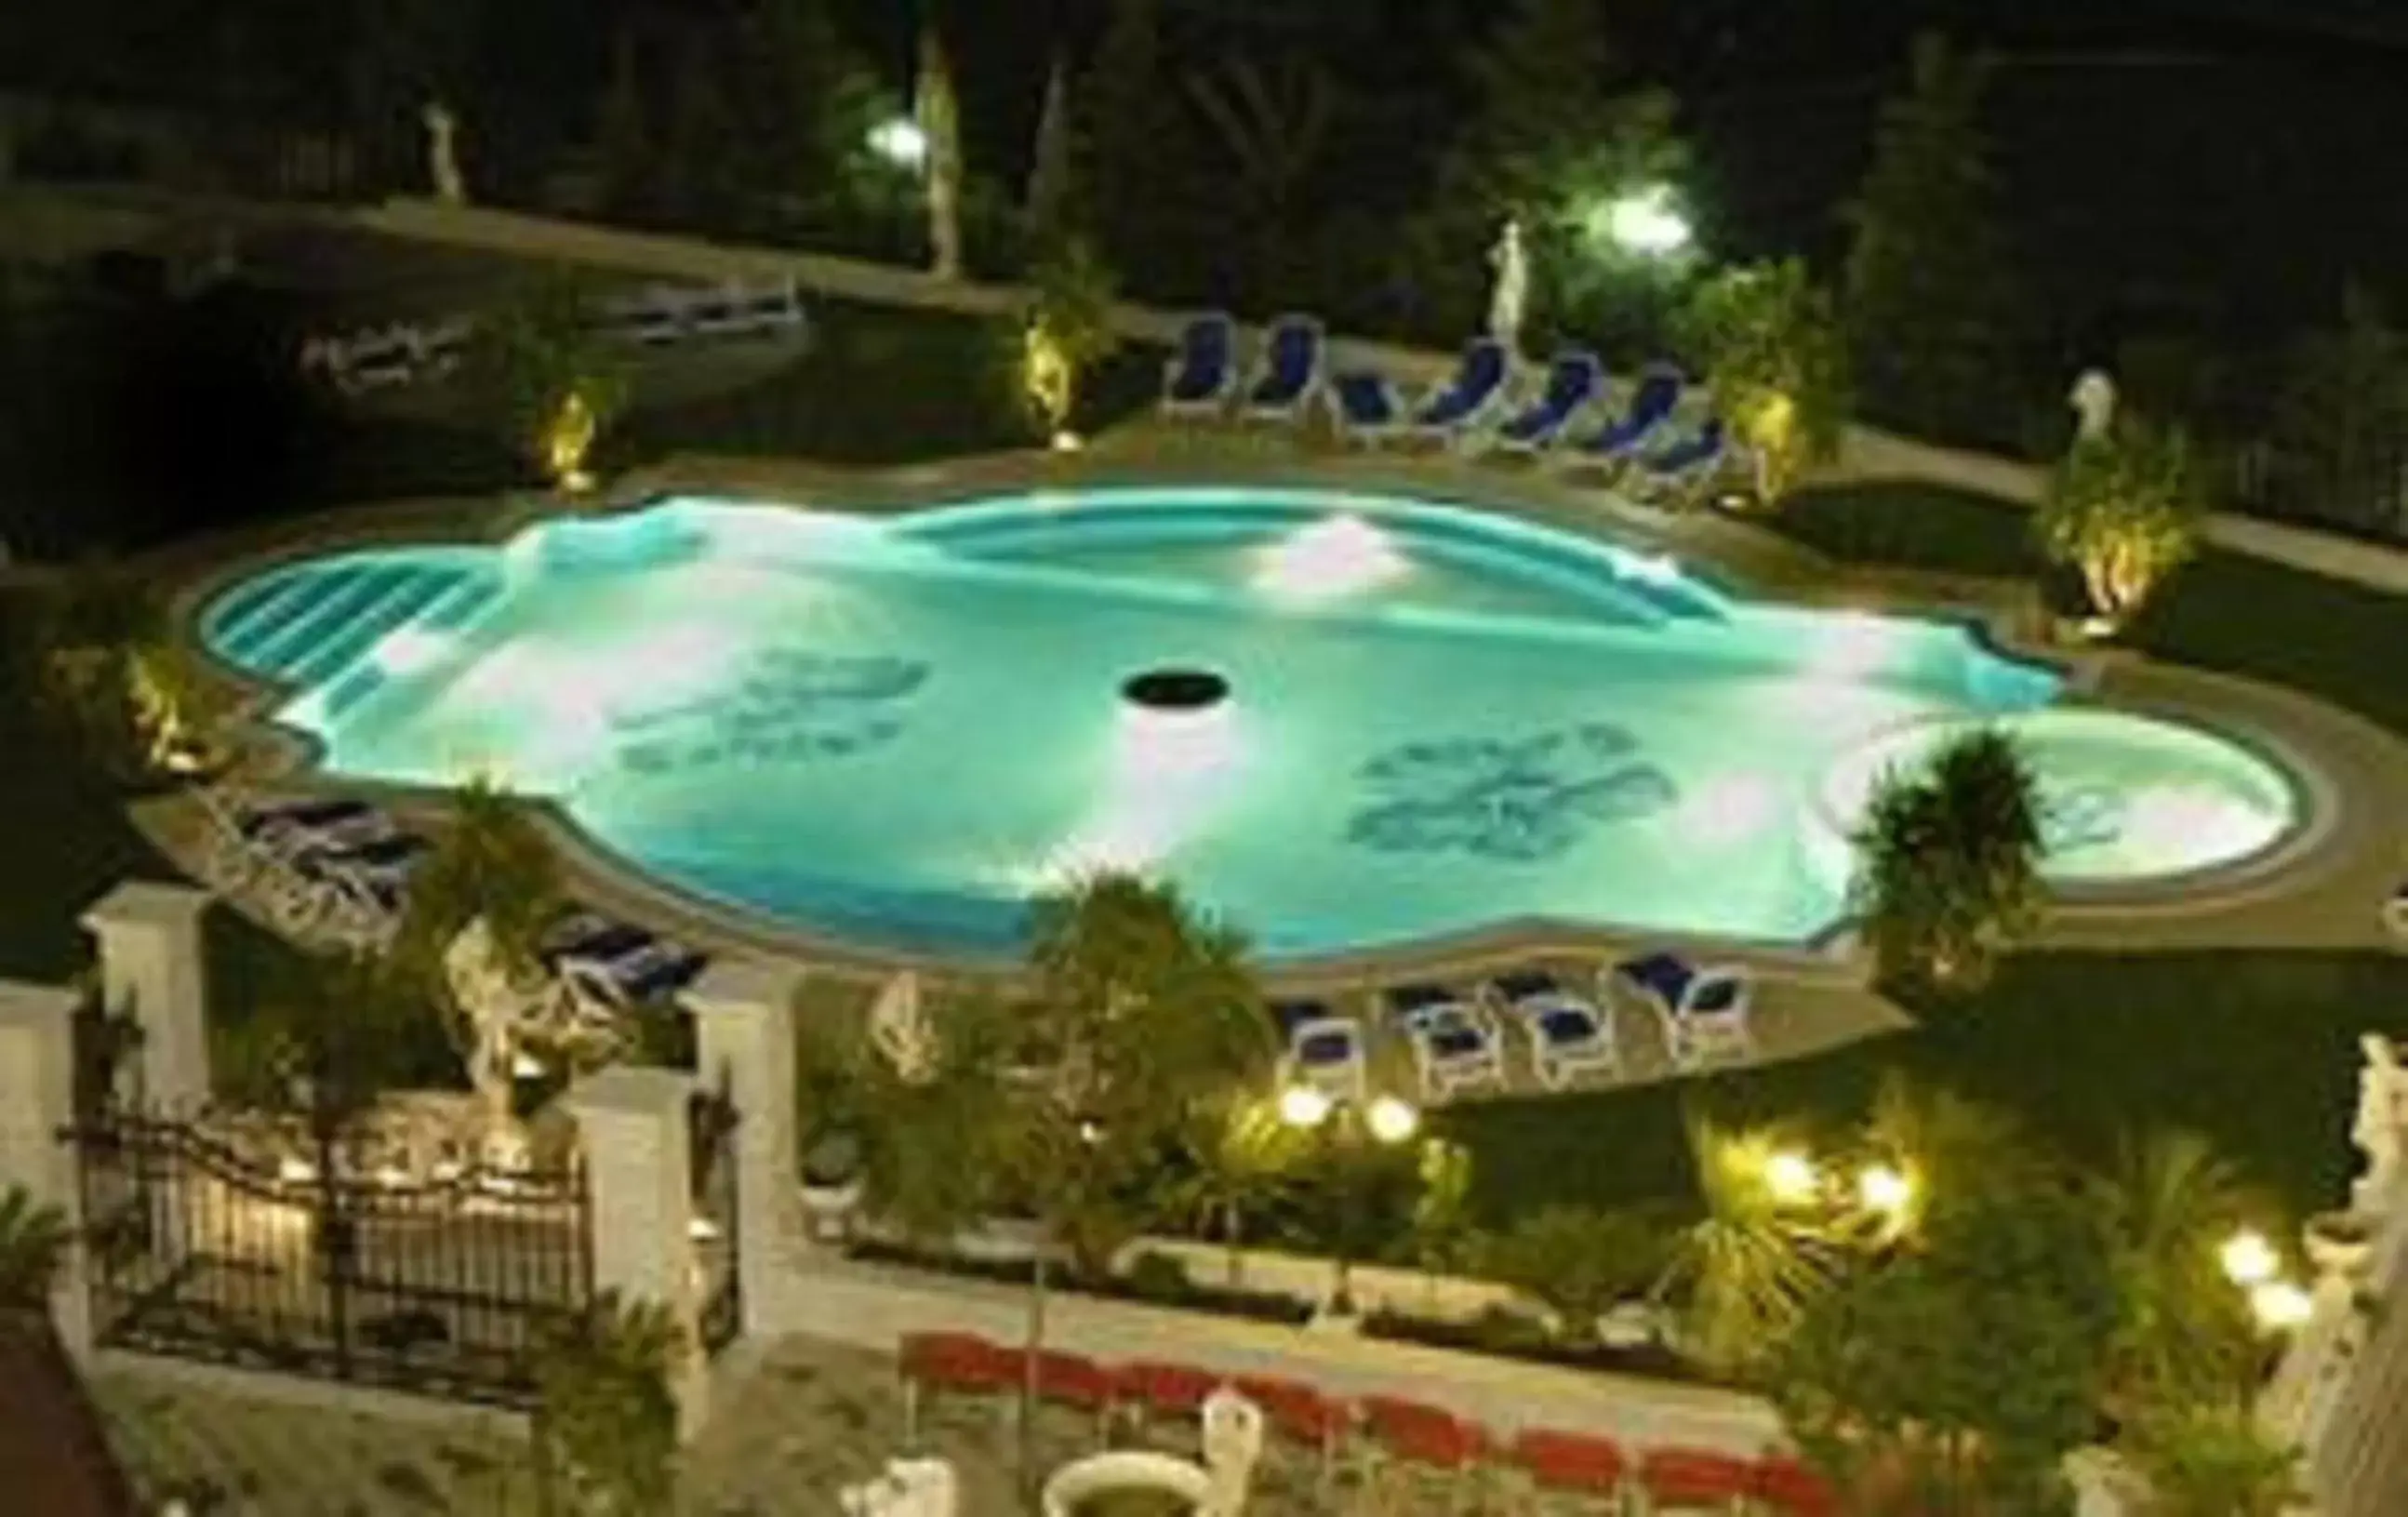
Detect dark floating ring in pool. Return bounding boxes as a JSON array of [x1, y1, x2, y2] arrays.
[[1122, 668, 1230, 712]]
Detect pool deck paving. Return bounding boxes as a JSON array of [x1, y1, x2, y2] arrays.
[[93, 1336, 1608, 1516]]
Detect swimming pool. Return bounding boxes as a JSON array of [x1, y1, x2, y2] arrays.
[[196, 487, 2305, 962]]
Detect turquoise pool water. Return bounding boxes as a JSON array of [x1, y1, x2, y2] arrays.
[[198, 488, 2304, 961]]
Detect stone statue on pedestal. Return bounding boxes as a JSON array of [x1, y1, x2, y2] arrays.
[[1200, 1386, 1266, 1516], [2069, 368, 2117, 444], [2350, 1033, 2407, 1218], [421, 100, 466, 205], [1486, 219, 1529, 358]]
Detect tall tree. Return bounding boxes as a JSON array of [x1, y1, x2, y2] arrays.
[[1842, 33, 2020, 445], [1182, 54, 1339, 302], [1408, 0, 1687, 345], [1673, 259, 1852, 505], [1025, 52, 1077, 249], [916, 23, 965, 279], [1080, 0, 1175, 276], [2269, 284, 2408, 539]]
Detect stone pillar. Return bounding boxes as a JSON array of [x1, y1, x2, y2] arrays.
[[564, 1066, 709, 1440], [81, 881, 213, 1111], [684, 957, 802, 1336], [0, 980, 94, 1359]]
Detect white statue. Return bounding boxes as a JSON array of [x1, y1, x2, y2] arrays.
[[2350, 1033, 2408, 1217], [1486, 219, 1529, 356], [841, 1457, 959, 1517], [868, 971, 939, 1085], [441, 918, 550, 1131], [2069, 368, 2117, 444], [1199, 1386, 1265, 1517], [421, 100, 466, 205]]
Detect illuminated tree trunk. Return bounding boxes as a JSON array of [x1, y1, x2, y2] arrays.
[[917, 26, 964, 280], [1026, 53, 1073, 244]]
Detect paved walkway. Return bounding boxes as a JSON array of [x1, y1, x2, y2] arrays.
[[92, 1337, 1618, 1516]]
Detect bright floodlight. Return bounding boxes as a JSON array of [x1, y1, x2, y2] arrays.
[[1763, 1149, 1820, 1205], [1279, 1085, 1334, 1129], [2249, 1280, 2313, 1331], [1253, 514, 1408, 605], [869, 115, 928, 169], [1366, 1095, 1420, 1145], [1857, 1164, 1914, 1219], [2219, 1229, 2280, 1287], [1602, 184, 1693, 257]]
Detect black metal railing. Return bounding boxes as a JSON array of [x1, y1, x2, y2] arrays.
[[63, 1106, 592, 1408]]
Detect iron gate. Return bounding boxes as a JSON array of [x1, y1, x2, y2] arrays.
[[66, 1106, 592, 1408]]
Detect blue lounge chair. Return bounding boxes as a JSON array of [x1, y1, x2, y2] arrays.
[[1160, 312, 1239, 418], [1491, 350, 1605, 455], [1564, 366, 1683, 472], [1605, 951, 1752, 1068], [1482, 968, 1621, 1088], [1409, 339, 1511, 444], [1271, 997, 1367, 1102], [545, 911, 709, 1017], [1379, 982, 1505, 1101], [1624, 419, 1731, 508], [1240, 314, 1324, 422], [1324, 370, 1407, 446]]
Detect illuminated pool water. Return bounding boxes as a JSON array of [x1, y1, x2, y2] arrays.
[[197, 488, 2304, 960]]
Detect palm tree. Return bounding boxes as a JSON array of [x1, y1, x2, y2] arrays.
[[1008, 871, 1272, 1479], [1156, 1095, 1310, 1285], [532, 1288, 683, 1517], [22, 556, 225, 783], [792, 983, 1015, 1245], [2091, 1130, 2264, 1417], [1654, 1117, 1836, 1378], [1861, 1072, 2039, 1233], [1484, 1205, 1668, 1346], [396, 776, 565, 984], [2122, 1404, 2303, 1517], [0, 1187, 72, 1314], [1181, 54, 1337, 297], [1849, 726, 2044, 991]]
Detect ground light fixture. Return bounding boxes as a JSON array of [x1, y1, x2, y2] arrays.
[[1856, 1163, 1915, 1221], [1763, 1148, 1821, 1206], [2248, 1280, 2314, 1332], [1364, 1094, 1420, 1145], [2219, 1229, 2281, 1288], [1277, 1085, 1333, 1128]]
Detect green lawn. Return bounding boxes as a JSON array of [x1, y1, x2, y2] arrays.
[[1434, 483, 2408, 1227], [1767, 481, 2408, 740], [1442, 951, 2408, 1228]]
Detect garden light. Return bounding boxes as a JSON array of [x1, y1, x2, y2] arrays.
[[1278, 1085, 1334, 1129], [1595, 183, 1692, 257], [1366, 1095, 1421, 1145], [2220, 1229, 2280, 1287], [1763, 1148, 1821, 1205], [869, 115, 928, 169], [2248, 1280, 2313, 1332], [1857, 1163, 1915, 1220]]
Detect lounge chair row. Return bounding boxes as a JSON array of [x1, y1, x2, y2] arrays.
[[898, 1330, 1838, 1513], [194, 788, 709, 1025], [1160, 312, 1734, 506], [1275, 953, 1754, 1107]]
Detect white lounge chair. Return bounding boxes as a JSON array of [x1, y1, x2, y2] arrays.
[[194, 788, 389, 892], [1381, 983, 1507, 1102], [1606, 951, 1753, 1069], [1271, 998, 1368, 1104], [1483, 969, 1621, 1088], [540, 913, 708, 1032]]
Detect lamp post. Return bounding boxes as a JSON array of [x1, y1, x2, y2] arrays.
[[1278, 1085, 1418, 1322]]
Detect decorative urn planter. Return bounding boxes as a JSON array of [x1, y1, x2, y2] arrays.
[[1041, 1450, 1211, 1517], [2305, 1210, 2375, 1281], [799, 1130, 867, 1243]]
